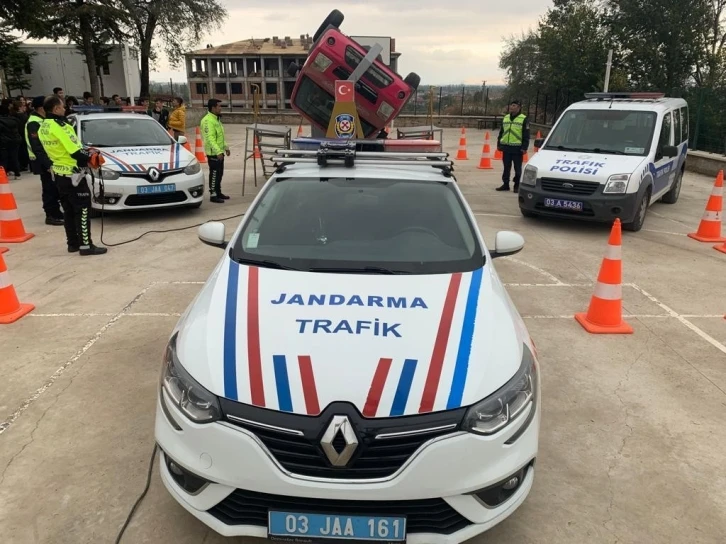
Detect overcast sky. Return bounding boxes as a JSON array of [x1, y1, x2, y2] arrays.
[[151, 0, 552, 85]]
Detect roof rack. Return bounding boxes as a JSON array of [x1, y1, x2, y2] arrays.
[[70, 105, 148, 115], [272, 140, 454, 175]]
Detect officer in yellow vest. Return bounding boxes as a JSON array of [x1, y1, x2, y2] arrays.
[[38, 94, 107, 256], [496, 99, 530, 193]]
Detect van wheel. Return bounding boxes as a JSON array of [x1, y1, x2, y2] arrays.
[[313, 10, 344, 42], [404, 73, 421, 91], [623, 187, 651, 232], [661, 168, 683, 204]]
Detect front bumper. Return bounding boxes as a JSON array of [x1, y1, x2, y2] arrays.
[[90, 171, 205, 211], [518, 181, 639, 223], [155, 389, 540, 543]]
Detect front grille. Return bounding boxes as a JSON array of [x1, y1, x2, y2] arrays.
[[208, 489, 472, 535], [540, 178, 600, 196], [124, 191, 188, 206], [220, 400, 464, 480], [120, 168, 184, 183]]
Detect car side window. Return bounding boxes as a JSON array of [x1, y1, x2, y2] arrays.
[[680, 106, 689, 142], [673, 108, 682, 144], [656, 112, 672, 160]]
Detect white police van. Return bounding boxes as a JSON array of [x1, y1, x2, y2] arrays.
[[519, 92, 689, 231], [155, 139, 541, 543]]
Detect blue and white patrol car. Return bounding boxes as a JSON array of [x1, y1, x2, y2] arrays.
[[520, 92, 689, 231], [68, 107, 205, 213], [155, 140, 541, 543]]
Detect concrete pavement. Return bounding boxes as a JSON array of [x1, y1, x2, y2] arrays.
[[0, 126, 725, 544]]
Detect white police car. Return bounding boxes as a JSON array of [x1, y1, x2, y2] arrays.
[[520, 92, 689, 231], [69, 106, 205, 213], [155, 139, 541, 543]]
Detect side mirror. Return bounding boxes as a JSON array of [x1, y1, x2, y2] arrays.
[[178, 135, 188, 145], [198, 222, 227, 249], [490, 231, 525, 259], [662, 144, 678, 158], [534, 138, 544, 149]]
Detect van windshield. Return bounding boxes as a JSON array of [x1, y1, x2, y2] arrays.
[[544, 109, 657, 156]]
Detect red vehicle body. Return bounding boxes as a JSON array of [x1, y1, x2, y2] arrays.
[[290, 12, 420, 138]]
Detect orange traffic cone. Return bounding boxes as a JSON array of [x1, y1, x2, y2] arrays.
[[0, 168, 34, 244], [194, 127, 207, 164], [477, 132, 493, 170], [688, 171, 724, 242], [0, 247, 7, 254], [297, 123, 303, 138], [523, 150, 529, 164], [575, 218, 633, 334], [494, 148, 503, 160], [253, 135, 263, 159], [0, 252, 34, 324], [456, 131, 468, 160]]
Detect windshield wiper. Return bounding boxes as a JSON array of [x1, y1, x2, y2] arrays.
[[546, 145, 582, 152], [309, 266, 410, 275], [234, 257, 300, 271], [578, 147, 627, 155]]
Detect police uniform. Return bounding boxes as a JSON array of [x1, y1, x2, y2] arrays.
[[497, 104, 530, 192], [25, 96, 65, 225], [39, 112, 107, 255], [200, 99, 230, 203]]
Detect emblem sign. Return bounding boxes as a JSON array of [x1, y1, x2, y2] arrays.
[[320, 415, 358, 467], [148, 167, 160, 182], [334, 113, 356, 139]]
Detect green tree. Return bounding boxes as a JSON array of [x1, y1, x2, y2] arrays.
[[605, 0, 711, 90], [0, 22, 34, 96], [693, 0, 726, 88], [118, 0, 227, 98]]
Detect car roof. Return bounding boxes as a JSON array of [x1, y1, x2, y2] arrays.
[[72, 113, 155, 121], [568, 97, 688, 112]]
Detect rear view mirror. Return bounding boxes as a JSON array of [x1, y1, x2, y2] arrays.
[[491, 231, 525, 259], [534, 138, 544, 149], [662, 145, 678, 158], [178, 135, 188, 145], [199, 222, 227, 249]]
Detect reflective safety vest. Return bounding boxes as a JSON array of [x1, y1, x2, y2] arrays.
[[500, 113, 527, 146], [24, 113, 44, 161], [39, 118, 83, 176], [200, 112, 228, 156]]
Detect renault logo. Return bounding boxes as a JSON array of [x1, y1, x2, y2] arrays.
[[148, 168, 161, 182], [563, 182, 574, 188], [320, 415, 358, 467]]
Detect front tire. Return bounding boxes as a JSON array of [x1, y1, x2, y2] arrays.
[[623, 188, 650, 232], [661, 168, 683, 204], [313, 10, 344, 42]]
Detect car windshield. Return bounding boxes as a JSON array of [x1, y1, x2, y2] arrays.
[[80, 117, 172, 147], [544, 109, 657, 156], [293, 75, 378, 137], [230, 177, 483, 275]]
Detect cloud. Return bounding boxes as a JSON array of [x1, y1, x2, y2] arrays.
[[152, 0, 551, 85]]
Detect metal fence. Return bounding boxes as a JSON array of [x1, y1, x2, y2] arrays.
[[399, 85, 510, 117]]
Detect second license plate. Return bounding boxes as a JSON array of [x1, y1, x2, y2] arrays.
[[544, 198, 584, 211]]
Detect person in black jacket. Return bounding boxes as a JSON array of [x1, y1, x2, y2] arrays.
[[148, 98, 170, 129], [25, 96, 64, 225], [13, 99, 30, 172], [0, 101, 22, 179]]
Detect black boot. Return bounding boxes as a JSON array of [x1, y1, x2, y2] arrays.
[[46, 216, 65, 226], [496, 184, 510, 191], [80, 245, 108, 256], [218, 193, 230, 200], [210, 196, 225, 203], [513, 183, 519, 193], [68, 244, 80, 253]]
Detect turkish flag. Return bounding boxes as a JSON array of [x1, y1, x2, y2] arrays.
[[335, 80, 354, 102]]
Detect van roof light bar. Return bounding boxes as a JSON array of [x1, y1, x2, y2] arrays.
[[584, 92, 665, 100]]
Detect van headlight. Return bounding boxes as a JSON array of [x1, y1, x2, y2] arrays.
[[313, 52, 333, 71], [604, 174, 630, 194], [161, 333, 221, 423], [184, 160, 201, 175], [522, 165, 537, 186], [462, 345, 538, 435]]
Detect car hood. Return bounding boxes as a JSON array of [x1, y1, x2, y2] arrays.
[[99, 142, 194, 172], [530, 149, 648, 180], [173, 257, 528, 417]]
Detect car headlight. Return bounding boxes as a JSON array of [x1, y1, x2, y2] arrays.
[[462, 344, 538, 435], [96, 168, 120, 180], [184, 160, 201, 175], [161, 333, 221, 423], [313, 52, 333, 71], [522, 165, 537, 186], [604, 174, 630, 194]]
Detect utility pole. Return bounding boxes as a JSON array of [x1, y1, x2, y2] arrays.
[[604, 49, 613, 92]]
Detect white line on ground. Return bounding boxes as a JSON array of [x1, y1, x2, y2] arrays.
[[504, 283, 592, 288], [0, 287, 153, 436], [625, 283, 726, 355], [473, 212, 521, 218], [642, 229, 688, 236], [650, 211, 694, 228], [501, 257, 566, 285]]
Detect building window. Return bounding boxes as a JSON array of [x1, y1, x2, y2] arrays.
[[196, 82, 208, 95], [102, 63, 110, 75], [231, 83, 243, 95], [265, 82, 278, 96], [215, 82, 227, 95]]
